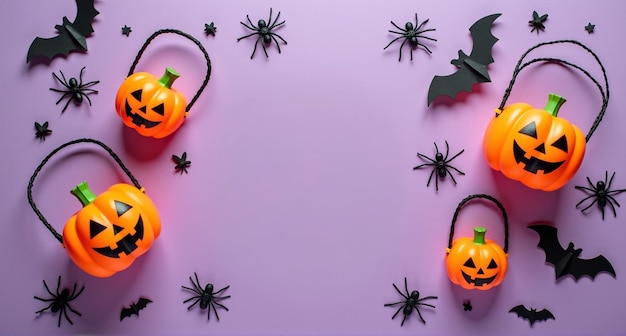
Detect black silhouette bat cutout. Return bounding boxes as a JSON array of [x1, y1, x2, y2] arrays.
[[509, 305, 555, 327], [120, 297, 152, 321], [528, 224, 616, 281], [26, 0, 99, 63], [427, 13, 501, 105]]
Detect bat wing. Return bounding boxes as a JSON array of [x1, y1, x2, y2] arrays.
[[509, 305, 531, 320], [535, 308, 555, 322], [528, 225, 568, 267], [72, 0, 99, 36], [569, 253, 616, 280], [467, 13, 501, 65], [120, 307, 136, 321], [427, 66, 490, 105], [136, 297, 153, 310], [26, 34, 77, 62]]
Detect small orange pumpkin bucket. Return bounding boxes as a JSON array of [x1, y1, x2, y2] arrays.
[[115, 29, 212, 138], [27, 138, 161, 277], [446, 194, 509, 290]]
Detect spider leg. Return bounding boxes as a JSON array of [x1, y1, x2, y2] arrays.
[[606, 189, 626, 196], [54, 91, 72, 104], [586, 176, 596, 189], [445, 168, 459, 185], [579, 198, 598, 212], [67, 283, 85, 300], [184, 297, 201, 309], [213, 300, 229, 311], [213, 295, 231, 302], [605, 171, 612, 189], [52, 72, 71, 89], [414, 17, 428, 31], [442, 141, 450, 161], [65, 303, 82, 317], [390, 305, 403, 320], [270, 31, 287, 44], [575, 194, 595, 208], [445, 165, 465, 176], [251, 37, 262, 59], [606, 194, 623, 207], [261, 40, 269, 58], [210, 302, 221, 321], [267, 8, 274, 27], [575, 186, 596, 193], [57, 308, 66, 327], [403, 277, 410, 297], [397, 38, 408, 61], [416, 42, 433, 54], [416, 33, 437, 41], [383, 36, 405, 50], [390, 21, 407, 33], [426, 169, 436, 189], [270, 34, 283, 54], [35, 301, 55, 313], [237, 31, 260, 41], [413, 305, 427, 324], [182, 286, 202, 297], [269, 20, 286, 31], [416, 153, 437, 164], [78, 66, 86, 82], [392, 282, 409, 299], [43, 279, 55, 296], [400, 313, 409, 327], [61, 95, 74, 113], [79, 81, 100, 89], [213, 285, 230, 295], [446, 149, 465, 163], [604, 198, 618, 219], [384, 300, 406, 307], [82, 93, 94, 106], [34, 296, 55, 303], [246, 15, 258, 29]]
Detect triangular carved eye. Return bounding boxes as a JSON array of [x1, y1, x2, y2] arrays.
[[131, 89, 143, 101], [153, 103, 165, 116], [487, 259, 498, 269], [90, 220, 107, 238], [115, 201, 132, 217], [463, 258, 476, 268], [551, 135, 569, 152], [113, 224, 124, 235], [519, 121, 537, 138]]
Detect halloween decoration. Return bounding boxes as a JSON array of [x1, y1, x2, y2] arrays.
[[427, 13, 500, 105], [172, 152, 191, 174], [204, 22, 217, 36], [463, 301, 472, 311], [120, 297, 152, 321], [237, 8, 287, 59], [26, 0, 99, 63], [383, 13, 436, 62], [121, 25, 132, 37], [446, 194, 509, 290], [34, 276, 84, 327], [115, 29, 212, 138], [26, 138, 161, 278], [35, 121, 52, 140], [182, 272, 231, 321], [529, 11, 548, 33], [528, 224, 616, 281], [509, 305, 555, 327], [575, 171, 626, 220], [413, 140, 465, 191], [484, 40, 610, 191], [384, 277, 437, 326], [585, 23, 595, 34], [50, 67, 99, 113]]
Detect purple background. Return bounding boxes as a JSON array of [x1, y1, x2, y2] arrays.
[[2, 0, 625, 334]]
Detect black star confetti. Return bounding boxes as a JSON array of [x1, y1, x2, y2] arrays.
[[122, 25, 132, 37], [529, 11, 548, 33], [204, 22, 217, 36], [585, 23, 595, 33], [172, 152, 191, 174], [34, 121, 52, 140], [463, 301, 472, 311]]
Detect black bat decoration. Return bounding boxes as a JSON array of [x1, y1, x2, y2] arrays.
[[427, 13, 501, 105], [26, 0, 99, 63], [120, 297, 152, 321], [528, 224, 616, 281], [509, 305, 555, 327]]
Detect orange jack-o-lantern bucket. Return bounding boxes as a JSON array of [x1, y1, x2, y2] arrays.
[[446, 194, 509, 290], [483, 40, 609, 191], [115, 29, 212, 138], [27, 138, 161, 277]]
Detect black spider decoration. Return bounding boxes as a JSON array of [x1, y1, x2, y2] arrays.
[[585, 22, 595, 34], [204, 22, 217, 36], [237, 8, 287, 59], [121, 25, 132, 36], [182, 272, 231, 321], [413, 140, 465, 191], [49, 66, 99, 113], [34, 121, 52, 140], [529, 11, 548, 33], [172, 152, 191, 174], [384, 13, 436, 62], [34, 276, 84, 327], [384, 277, 437, 326], [575, 171, 626, 220]]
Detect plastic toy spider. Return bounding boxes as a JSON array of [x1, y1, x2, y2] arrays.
[[384, 277, 437, 326], [49, 66, 99, 113], [182, 272, 231, 321], [575, 171, 626, 220], [34, 121, 52, 140], [34, 276, 84, 327], [413, 140, 465, 191], [384, 13, 436, 62], [172, 152, 191, 174], [237, 8, 287, 59]]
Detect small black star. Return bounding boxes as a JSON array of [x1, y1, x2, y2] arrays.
[[463, 301, 472, 311], [34, 121, 52, 140], [172, 152, 191, 174], [585, 22, 595, 33], [529, 11, 548, 33], [122, 25, 132, 37], [204, 22, 217, 36]]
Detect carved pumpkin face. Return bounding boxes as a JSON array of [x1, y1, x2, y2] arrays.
[[483, 94, 586, 191], [446, 227, 507, 290], [63, 182, 161, 277], [115, 68, 188, 138]]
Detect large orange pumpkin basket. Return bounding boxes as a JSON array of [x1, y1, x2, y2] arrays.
[[446, 194, 509, 291], [483, 40, 610, 191], [27, 138, 161, 278]]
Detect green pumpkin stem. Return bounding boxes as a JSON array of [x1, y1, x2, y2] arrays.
[[71, 181, 97, 207], [158, 67, 180, 89], [544, 93, 567, 117], [473, 227, 487, 245]]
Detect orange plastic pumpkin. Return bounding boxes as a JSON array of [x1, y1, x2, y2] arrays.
[[446, 227, 507, 290], [115, 67, 188, 138], [483, 93, 586, 191], [63, 181, 161, 277]]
